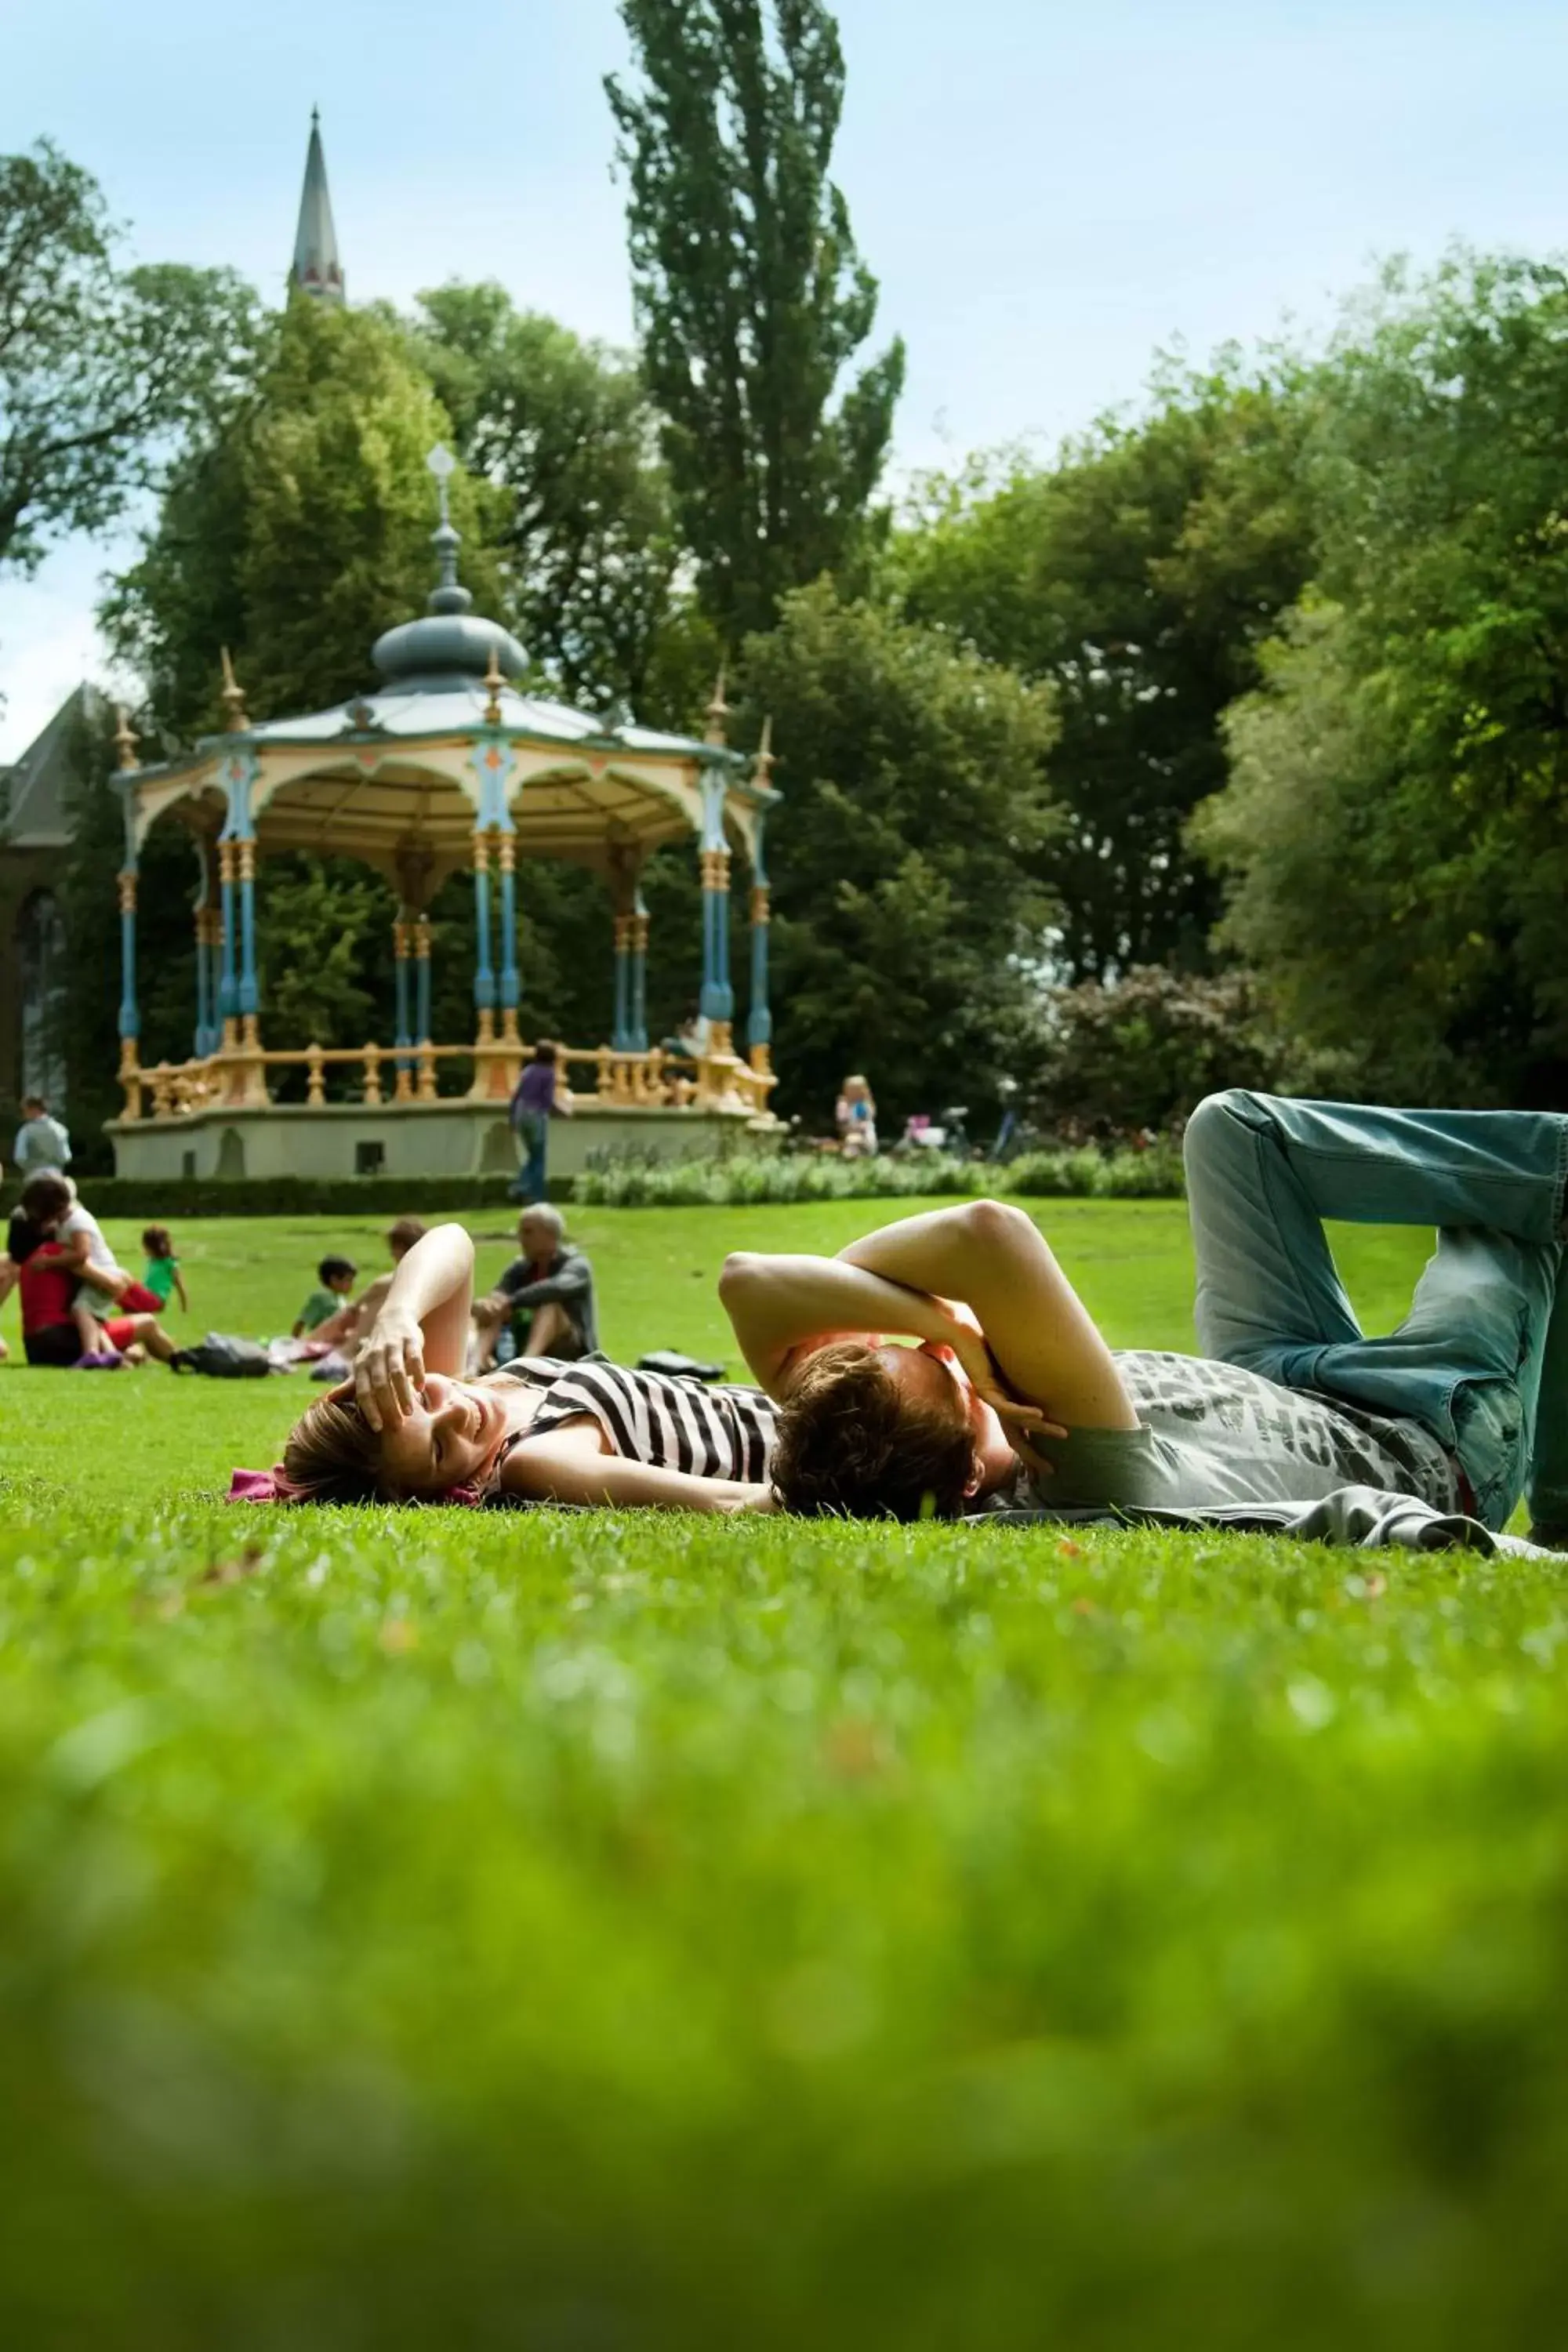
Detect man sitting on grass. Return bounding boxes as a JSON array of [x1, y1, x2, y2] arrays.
[[470, 1205, 599, 1370]]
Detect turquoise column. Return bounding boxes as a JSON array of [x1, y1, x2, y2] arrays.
[[394, 916, 412, 1069], [472, 830, 495, 1037], [699, 848, 734, 1028], [219, 840, 239, 1038], [698, 774, 733, 1040], [497, 834, 520, 1042], [746, 829, 771, 1066], [630, 894, 648, 1052], [118, 869, 140, 1047], [237, 837, 259, 1030]]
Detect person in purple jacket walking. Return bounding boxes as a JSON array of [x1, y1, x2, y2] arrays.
[[507, 1041, 572, 1204]]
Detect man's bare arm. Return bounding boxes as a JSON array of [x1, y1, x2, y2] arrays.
[[840, 1201, 1136, 1430]]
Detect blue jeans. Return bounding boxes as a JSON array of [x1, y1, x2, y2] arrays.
[[510, 1109, 548, 1204], [1184, 1091, 1568, 1531]]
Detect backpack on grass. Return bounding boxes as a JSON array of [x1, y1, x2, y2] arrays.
[[171, 1334, 273, 1379]]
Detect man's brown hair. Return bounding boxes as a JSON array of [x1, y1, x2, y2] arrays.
[[771, 1341, 976, 1522], [20, 1171, 71, 1225], [387, 1217, 426, 1258]]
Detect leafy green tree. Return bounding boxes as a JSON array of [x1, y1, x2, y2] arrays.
[[892, 365, 1316, 980], [104, 296, 499, 739], [98, 297, 510, 1056], [1029, 962, 1321, 1142], [0, 141, 258, 584], [409, 282, 688, 718], [607, 0, 905, 645], [738, 581, 1060, 1124], [1198, 257, 1568, 1106]]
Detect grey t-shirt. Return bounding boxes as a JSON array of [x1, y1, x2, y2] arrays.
[[1011, 1350, 1464, 1516]]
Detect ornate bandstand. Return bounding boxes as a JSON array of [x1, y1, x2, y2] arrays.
[[107, 447, 781, 1183]]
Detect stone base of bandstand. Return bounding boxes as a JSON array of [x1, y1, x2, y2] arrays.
[[106, 1098, 774, 1185]]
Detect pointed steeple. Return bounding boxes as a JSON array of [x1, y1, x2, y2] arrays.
[[291, 108, 344, 305]]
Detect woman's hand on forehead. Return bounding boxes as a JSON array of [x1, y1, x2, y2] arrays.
[[353, 1308, 427, 1433]]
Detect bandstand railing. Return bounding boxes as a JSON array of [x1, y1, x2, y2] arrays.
[[116, 1036, 775, 1124]]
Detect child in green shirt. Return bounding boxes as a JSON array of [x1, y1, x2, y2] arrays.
[[293, 1254, 358, 1338], [141, 1225, 188, 1314]]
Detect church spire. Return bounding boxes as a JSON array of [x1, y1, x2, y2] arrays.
[[291, 107, 344, 305]]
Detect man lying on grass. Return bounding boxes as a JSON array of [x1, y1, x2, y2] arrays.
[[277, 1091, 1566, 1543], [733, 1090, 1568, 1546]]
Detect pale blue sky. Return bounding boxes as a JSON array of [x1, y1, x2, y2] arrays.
[[3, 0, 1566, 755]]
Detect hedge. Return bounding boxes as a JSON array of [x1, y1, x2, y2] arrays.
[[4, 1175, 573, 1221], [573, 1142, 1186, 1207]]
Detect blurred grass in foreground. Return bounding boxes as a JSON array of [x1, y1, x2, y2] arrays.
[[6, 1203, 1556, 2346]]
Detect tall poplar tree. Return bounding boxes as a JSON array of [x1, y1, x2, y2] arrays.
[[607, 0, 905, 646]]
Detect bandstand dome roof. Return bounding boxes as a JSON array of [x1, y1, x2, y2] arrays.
[[117, 459, 779, 893]]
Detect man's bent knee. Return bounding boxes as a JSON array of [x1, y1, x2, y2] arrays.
[[1184, 1090, 1275, 1181]]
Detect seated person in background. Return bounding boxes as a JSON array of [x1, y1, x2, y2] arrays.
[[55, 1178, 164, 1314], [347, 1219, 427, 1343], [303, 1220, 428, 1382], [292, 1254, 358, 1341], [470, 1205, 598, 1370], [140, 1225, 189, 1315], [5, 1174, 176, 1365], [835, 1073, 878, 1158]]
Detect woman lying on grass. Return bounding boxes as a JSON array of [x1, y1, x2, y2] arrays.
[[281, 1221, 779, 1510], [737, 1090, 1568, 1545]]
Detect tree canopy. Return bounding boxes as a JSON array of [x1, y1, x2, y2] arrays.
[[891, 364, 1317, 982], [0, 140, 257, 583], [607, 0, 905, 647], [739, 580, 1060, 1123], [1197, 256, 1568, 1107], [409, 282, 693, 720]]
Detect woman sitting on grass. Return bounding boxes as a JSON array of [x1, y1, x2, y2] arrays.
[[729, 1090, 1568, 1546], [281, 1222, 778, 1510]]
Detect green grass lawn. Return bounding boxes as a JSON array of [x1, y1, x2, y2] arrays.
[[2, 1200, 1564, 2348]]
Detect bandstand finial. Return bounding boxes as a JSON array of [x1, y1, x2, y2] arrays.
[[754, 713, 775, 785], [482, 643, 504, 725], [113, 704, 140, 774], [220, 645, 249, 731], [423, 441, 472, 618], [705, 662, 730, 746]]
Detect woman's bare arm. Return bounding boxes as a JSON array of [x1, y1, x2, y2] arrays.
[[499, 1422, 772, 1512], [840, 1201, 1136, 1430], [717, 1250, 956, 1399], [351, 1223, 476, 1429]]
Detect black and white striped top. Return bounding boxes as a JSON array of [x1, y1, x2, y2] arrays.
[[492, 1357, 778, 1486]]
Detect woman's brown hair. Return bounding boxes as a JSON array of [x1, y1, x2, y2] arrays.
[[771, 1341, 975, 1522], [282, 1392, 389, 1504]]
